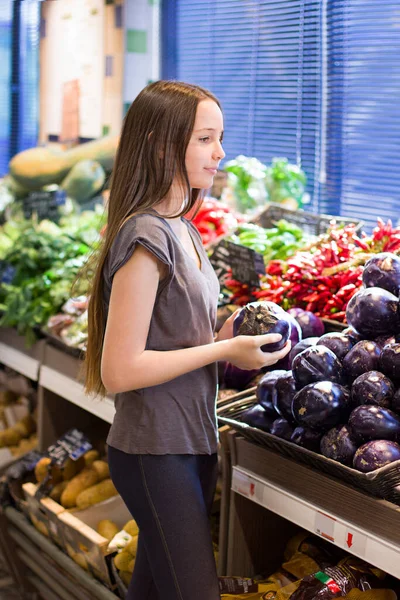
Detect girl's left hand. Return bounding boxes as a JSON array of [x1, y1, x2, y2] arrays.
[[214, 309, 241, 342]]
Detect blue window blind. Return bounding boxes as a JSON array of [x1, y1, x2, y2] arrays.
[[322, 1, 400, 229], [18, 0, 40, 153], [0, 1, 12, 176], [175, 0, 322, 210], [0, 0, 40, 176]]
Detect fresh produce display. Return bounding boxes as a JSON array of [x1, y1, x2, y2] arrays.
[[227, 258, 400, 486], [188, 197, 244, 245], [0, 208, 103, 343], [224, 221, 400, 323], [8, 135, 118, 191], [222, 155, 308, 212], [227, 220, 310, 263]]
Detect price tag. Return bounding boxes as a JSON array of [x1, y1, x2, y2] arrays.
[[315, 511, 336, 543], [232, 469, 263, 504], [210, 240, 265, 287], [47, 428, 92, 467], [23, 189, 66, 222]]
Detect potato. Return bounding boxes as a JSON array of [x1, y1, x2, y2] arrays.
[[49, 481, 68, 503], [75, 478, 117, 510], [0, 428, 22, 448], [62, 456, 85, 481], [97, 519, 119, 542], [91, 460, 110, 482], [119, 571, 132, 586], [125, 535, 139, 557], [34, 457, 63, 485], [114, 550, 134, 571], [83, 449, 100, 468], [123, 519, 139, 537], [60, 468, 99, 508], [127, 558, 135, 573]]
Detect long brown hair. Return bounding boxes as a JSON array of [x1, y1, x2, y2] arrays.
[[84, 80, 221, 396]]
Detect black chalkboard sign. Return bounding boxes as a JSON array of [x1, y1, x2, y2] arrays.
[[23, 189, 67, 222], [46, 428, 92, 467], [210, 240, 265, 287]]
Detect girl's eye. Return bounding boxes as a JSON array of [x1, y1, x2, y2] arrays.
[[199, 137, 210, 143]]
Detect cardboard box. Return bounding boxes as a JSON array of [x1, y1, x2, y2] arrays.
[[58, 494, 132, 586], [22, 482, 66, 547]]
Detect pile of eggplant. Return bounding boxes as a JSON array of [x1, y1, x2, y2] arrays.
[[239, 252, 400, 474]]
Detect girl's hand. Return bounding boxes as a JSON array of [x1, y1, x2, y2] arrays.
[[215, 309, 241, 342], [225, 334, 291, 370]]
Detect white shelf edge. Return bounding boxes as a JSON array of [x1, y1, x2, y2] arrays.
[[232, 465, 400, 580], [40, 365, 115, 424], [0, 341, 40, 381]]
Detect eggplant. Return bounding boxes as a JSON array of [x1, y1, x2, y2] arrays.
[[256, 370, 287, 415], [292, 381, 351, 431], [292, 346, 344, 388], [362, 252, 400, 296], [290, 426, 322, 452], [375, 334, 399, 348], [351, 371, 394, 409], [345, 287, 400, 338], [233, 301, 290, 352], [380, 343, 400, 381], [342, 327, 363, 345], [288, 308, 325, 339], [320, 425, 359, 466], [288, 338, 319, 368], [270, 418, 294, 440], [393, 389, 400, 414], [353, 440, 400, 472], [348, 405, 400, 443], [274, 314, 302, 370], [317, 332, 354, 362], [240, 404, 275, 433], [343, 340, 381, 381], [273, 371, 297, 424], [224, 362, 259, 391]]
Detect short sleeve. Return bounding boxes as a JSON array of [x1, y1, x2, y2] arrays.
[[106, 214, 174, 283]]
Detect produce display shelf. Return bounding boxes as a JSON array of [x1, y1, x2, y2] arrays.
[[0, 341, 40, 381], [230, 437, 400, 581], [40, 365, 115, 424], [4, 506, 118, 600]]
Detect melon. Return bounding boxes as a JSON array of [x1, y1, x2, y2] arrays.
[[61, 160, 105, 203]]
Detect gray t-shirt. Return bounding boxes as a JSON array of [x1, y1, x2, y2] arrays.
[[103, 212, 220, 454]]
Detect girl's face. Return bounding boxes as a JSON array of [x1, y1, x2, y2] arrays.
[[185, 99, 225, 189]]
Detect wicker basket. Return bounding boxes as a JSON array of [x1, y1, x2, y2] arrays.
[[250, 203, 364, 236], [217, 396, 400, 506]]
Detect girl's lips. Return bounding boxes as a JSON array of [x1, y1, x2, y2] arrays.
[[204, 168, 217, 175]]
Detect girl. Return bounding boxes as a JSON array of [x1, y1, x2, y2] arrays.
[[84, 80, 290, 600]]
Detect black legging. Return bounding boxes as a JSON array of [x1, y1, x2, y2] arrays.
[[107, 446, 220, 600]]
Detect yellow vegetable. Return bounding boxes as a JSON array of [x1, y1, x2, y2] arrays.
[[60, 468, 99, 508], [83, 449, 99, 468], [91, 460, 110, 482], [75, 478, 117, 510], [125, 535, 139, 557], [62, 456, 85, 481], [114, 550, 134, 571], [34, 457, 63, 485], [127, 558, 135, 573], [119, 571, 132, 587], [123, 519, 139, 537], [49, 481, 68, 503], [97, 519, 119, 542], [0, 428, 22, 448]]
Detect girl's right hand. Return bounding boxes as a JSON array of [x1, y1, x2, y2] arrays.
[[225, 334, 291, 370]]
